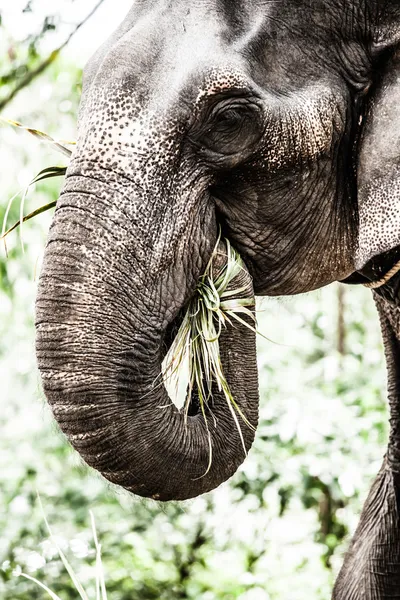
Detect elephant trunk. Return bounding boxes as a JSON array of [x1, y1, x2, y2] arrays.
[[35, 163, 259, 501]]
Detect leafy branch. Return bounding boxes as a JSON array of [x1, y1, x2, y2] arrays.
[[0, 0, 107, 112]]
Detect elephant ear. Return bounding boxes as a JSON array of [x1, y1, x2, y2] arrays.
[[355, 16, 400, 270]]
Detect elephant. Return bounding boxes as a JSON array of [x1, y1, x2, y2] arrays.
[[35, 0, 400, 597]]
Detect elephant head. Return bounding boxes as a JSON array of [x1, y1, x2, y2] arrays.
[[36, 1, 400, 594]]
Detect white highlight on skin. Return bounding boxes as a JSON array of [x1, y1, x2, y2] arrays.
[[195, 67, 249, 103], [233, 10, 266, 53]]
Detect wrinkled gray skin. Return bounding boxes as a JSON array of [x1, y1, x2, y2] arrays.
[[35, 0, 400, 597]]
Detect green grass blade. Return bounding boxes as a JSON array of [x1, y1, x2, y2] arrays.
[[2, 165, 65, 242], [37, 494, 90, 600], [1, 187, 23, 254], [90, 511, 108, 600], [90, 512, 101, 600], [0, 117, 74, 157], [2, 201, 57, 241], [32, 166, 67, 184], [19, 573, 63, 600], [19, 184, 29, 253], [220, 285, 249, 298], [220, 298, 255, 310], [223, 387, 247, 457]]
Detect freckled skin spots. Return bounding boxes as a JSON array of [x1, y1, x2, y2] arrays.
[[35, 1, 400, 597], [196, 67, 248, 101], [356, 53, 400, 270]]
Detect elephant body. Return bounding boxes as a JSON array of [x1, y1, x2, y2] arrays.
[[35, 1, 400, 597]]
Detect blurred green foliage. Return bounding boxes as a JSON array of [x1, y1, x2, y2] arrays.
[[0, 4, 389, 600]]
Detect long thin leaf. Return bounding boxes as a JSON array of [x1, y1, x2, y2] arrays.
[[37, 494, 90, 600], [2, 165, 65, 243], [19, 183, 29, 253], [90, 511, 108, 600], [19, 573, 63, 600], [1, 187, 22, 254], [32, 166, 68, 184], [0, 117, 75, 157], [2, 201, 56, 240]]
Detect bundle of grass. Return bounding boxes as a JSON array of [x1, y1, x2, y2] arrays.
[[162, 236, 259, 473]]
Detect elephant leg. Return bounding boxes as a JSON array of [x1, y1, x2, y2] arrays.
[[333, 459, 400, 599], [333, 295, 400, 599]]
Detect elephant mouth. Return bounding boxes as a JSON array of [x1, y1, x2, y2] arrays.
[[341, 244, 400, 305]]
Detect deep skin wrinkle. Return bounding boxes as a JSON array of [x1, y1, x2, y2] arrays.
[[35, 1, 400, 598]]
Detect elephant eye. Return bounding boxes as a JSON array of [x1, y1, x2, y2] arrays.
[[214, 107, 245, 130], [193, 96, 263, 163]]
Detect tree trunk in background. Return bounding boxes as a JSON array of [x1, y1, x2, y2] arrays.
[[337, 284, 346, 356]]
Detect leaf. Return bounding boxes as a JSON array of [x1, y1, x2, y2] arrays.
[[0, 119, 69, 246], [32, 166, 68, 184], [2, 165, 65, 244], [19, 573, 63, 600], [1, 187, 22, 254], [19, 182, 29, 253], [2, 201, 57, 240], [0, 117, 75, 157], [37, 494, 90, 600], [220, 298, 256, 310], [90, 511, 108, 600]]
